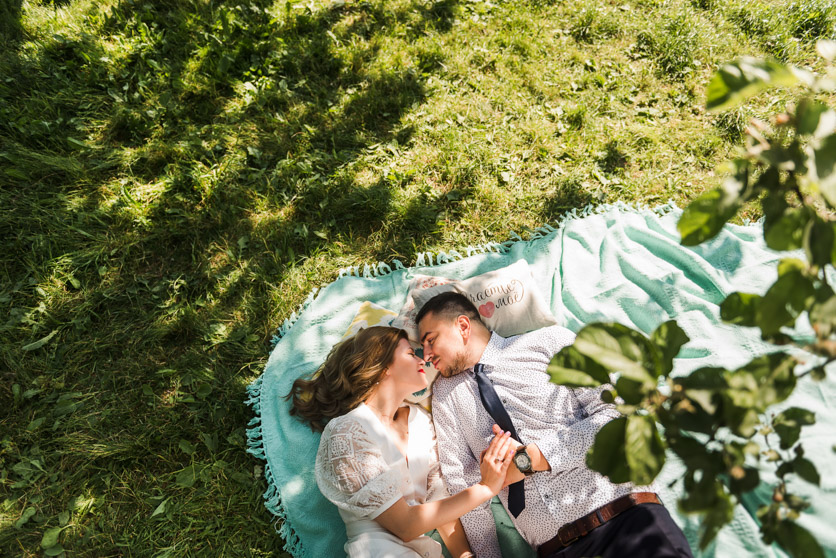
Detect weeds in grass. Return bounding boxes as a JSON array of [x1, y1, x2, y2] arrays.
[[636, 13, 703, 79], [569, 6, 621, 44], [714, 106, 749, 141], [724, 1, 798, 61], [690, 0, 716, 11], [785, 0, 836, 42]]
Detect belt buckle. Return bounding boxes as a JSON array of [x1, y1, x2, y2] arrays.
[[558, 528, 579, 547]]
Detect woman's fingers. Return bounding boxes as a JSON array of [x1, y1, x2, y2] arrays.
[[486, 431, 511, 461], [499, 435, 513, 464], [483, 432, 512, 470]]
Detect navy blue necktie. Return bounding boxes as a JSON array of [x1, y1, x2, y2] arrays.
[[474, 363, 525, 517]]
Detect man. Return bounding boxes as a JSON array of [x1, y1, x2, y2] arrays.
[[416, 291, 693, 558]]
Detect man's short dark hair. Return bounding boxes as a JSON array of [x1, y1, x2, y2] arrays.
[[415, 291, 486, 328]]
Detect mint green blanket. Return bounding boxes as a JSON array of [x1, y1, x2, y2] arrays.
[[246, 203, 836, 558]]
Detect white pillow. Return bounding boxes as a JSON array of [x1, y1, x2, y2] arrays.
[[390, 274, 455, 342], [407, 259, 558, 340]]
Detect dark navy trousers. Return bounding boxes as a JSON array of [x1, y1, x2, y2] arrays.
[[545, 504, 694, 558]]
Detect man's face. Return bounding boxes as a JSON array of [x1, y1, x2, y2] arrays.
[[418, 312, 470, 377]]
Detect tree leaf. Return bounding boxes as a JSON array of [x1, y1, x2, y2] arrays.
[[729, 466, 760, 493], [792, 457, 820, 486], [624, 415, 666, 485], [586, 417, 631, 484], [775, 520, 825, 558], [650, 320, 690, 376], [763, 193, 810, 252], [572, 324, 656, 385], [720, 292, 761, 326], [44, 545, 65, 557], [757, 272, 816, 336], [804, 217, 835, 268], [737, 353, 797, 409], [669, 435, 717, 470], [678, 181, 743, 246], [811, 134, 836, 208], [615, 376, 646, 405], [676, 366, 728, 416], [698, 488, 735, 549], [777, 258, 807, 276], [547, 345, 609, 387], [774, 407, 816, 450], [796, 99, 836, 139], [546, 365, 605, 388], [707, 57, 801, 113], [810, 290, 836, 336]]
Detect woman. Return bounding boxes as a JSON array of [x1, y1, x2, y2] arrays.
[[288, 326, 514, 558]]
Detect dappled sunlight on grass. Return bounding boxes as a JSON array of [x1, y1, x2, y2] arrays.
[[2, 0, 834, 554]]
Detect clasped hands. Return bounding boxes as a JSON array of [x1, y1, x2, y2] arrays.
[[479, 424, 551, 488]]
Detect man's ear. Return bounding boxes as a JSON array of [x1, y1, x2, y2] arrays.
[[456, 315, 471, 342]]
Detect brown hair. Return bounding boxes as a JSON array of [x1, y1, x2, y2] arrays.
[[415, 290, 485, 329], [286, 326, 408, 431]]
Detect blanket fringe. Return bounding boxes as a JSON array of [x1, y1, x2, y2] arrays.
[[245, 373, 306, 557], [247, 199, 681, 558]]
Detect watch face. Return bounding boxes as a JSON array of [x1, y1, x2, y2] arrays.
[[514, 451, 532, 471]]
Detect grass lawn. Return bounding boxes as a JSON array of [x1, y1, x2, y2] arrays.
[[1, 0, 833, 556]]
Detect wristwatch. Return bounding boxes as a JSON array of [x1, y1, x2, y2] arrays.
[[513, 445, 534, 475]]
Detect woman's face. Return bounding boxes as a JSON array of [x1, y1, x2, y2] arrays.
[[387, 338, 428, 393]]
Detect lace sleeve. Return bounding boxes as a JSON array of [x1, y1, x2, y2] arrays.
[[426, 419, 449, 502], [315, 417, 404, 519]]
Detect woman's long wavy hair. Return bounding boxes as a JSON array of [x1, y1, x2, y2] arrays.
[[287, 326, 408, 431]]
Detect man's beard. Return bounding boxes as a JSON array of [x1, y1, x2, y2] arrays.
[[440, 351, 470, 377]]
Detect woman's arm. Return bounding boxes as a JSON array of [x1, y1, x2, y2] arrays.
[[437, 519, 472, 558], [374, 431, 514, 542]]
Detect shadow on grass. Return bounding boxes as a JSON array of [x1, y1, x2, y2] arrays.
[[0, 0, 23, 43], [0, 0, 460, 554]]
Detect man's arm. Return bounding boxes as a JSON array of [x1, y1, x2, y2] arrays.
[[536, 384, 620, 474], [433, 385, 504, 558], [534, 326, 621, 474]]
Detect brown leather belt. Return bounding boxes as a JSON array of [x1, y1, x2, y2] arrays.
[[537, 492, 661, 558]]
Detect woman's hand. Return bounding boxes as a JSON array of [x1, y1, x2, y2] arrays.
[[478, 430, 514, 495]]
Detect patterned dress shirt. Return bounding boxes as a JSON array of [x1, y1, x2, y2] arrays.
[[431, 326, 653, 558]]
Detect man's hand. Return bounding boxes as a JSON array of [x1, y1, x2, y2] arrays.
[[480, 425, 552, 487]]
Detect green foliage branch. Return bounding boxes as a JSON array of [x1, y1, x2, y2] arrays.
[[548, 45, 836, 558]]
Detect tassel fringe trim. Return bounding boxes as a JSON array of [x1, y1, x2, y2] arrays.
[[245, 199, 679, 558]]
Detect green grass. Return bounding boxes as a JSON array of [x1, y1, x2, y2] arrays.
[[0, 0, 831, 556]]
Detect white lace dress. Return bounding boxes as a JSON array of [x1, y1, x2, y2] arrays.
[[315, 402, 449, 558]]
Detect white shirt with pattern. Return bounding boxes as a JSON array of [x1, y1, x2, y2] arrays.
[[431, 326, 653, 558]]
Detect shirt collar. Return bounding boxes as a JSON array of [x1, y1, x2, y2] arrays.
[[474, 331, 504, 370]]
